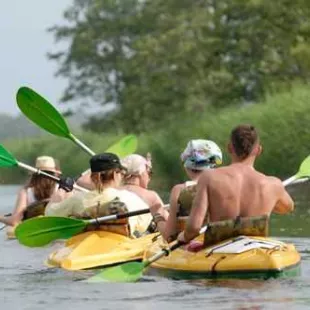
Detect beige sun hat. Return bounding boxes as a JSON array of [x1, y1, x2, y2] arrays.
[[35, 156, 61, 173]]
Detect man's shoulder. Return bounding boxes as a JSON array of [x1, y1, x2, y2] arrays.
[[264, 175, 282, 186]]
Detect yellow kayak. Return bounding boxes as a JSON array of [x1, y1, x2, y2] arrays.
[[143, 235, 301, 279], [6, 225, 16, 240], [46, 230, 159, 270]]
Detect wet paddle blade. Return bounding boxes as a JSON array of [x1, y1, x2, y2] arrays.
[[86, 262, 144, 283], [0, 145, 18, 167], [16, 87, 72, 140], [105, 135, 138, 158], [15, 217, 86, 247], [296, 155, 310, 179]]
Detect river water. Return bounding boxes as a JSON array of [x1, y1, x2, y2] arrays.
[[1, 184, 310, 310]]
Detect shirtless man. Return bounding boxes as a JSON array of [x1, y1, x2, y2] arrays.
[[178, 124, 294, 243]]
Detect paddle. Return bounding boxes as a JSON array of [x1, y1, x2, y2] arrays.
[[16, 86, 95, 156], [86, 225, 207, 283], [282, 155, 310, 186], [78, 135, 138, 177], [86, 154, 310, 283], [0, 144, 88, 192], [16, 87, 138, 160], [15, 208, 152, 247]]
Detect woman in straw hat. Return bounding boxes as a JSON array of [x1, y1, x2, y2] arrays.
[[0, 155, 61, 227]]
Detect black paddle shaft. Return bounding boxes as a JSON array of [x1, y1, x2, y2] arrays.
[[116, 208, 150, 219], [88, 208, 151, 225]]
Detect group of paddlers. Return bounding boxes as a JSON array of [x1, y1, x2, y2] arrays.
[[0, 124, 293, 246]]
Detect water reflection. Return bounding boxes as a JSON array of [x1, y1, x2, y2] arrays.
[[270, 182, 310, 237], [189, 278, 274, 290]]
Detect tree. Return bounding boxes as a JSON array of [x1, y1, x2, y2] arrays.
[[49, 0, 310, 132]]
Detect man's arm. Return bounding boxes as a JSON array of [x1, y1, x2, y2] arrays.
[[178, 172, 210, 242], [76, 170, 95, 190], [273, 178, 294, 214]]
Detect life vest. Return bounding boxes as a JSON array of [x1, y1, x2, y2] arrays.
[[75, 197, 131, 237], [23, 199, 50, 220], [74, 191, 152, 238], [176, 181, 208, 233], [177, 181, 197, 217]]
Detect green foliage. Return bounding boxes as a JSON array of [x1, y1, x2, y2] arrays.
[[49, 0, 310, 132], [2, 85, 310, 199]]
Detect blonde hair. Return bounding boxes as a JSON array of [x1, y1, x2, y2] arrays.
[[90, 168, 122, 193]]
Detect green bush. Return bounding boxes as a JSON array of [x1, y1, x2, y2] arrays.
[[2, 85, 310, 199]]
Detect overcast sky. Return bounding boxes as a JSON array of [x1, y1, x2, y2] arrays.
[[0, 0, 72, 116]]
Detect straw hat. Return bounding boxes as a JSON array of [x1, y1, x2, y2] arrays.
[[35, 156, 61, 173]]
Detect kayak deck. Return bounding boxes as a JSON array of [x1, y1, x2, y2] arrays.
[[144, 235, 301, 280], [46, 230, 159, 270]]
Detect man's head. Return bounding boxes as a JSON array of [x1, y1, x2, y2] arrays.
[[228, 124, 262, 160], [121, 154, 152, 188]]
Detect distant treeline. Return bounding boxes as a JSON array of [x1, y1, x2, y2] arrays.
[[0, 112, 83, 141], [2, 85, 310, 197]]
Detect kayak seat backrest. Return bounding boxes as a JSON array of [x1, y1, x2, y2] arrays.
[[203, 215, 269, 247], [177, 216, 208, 233], [23, 199, 50, 220], [75, 198, 131, 237]]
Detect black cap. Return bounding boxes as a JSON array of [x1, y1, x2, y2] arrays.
[[89, 153, 127, 173]]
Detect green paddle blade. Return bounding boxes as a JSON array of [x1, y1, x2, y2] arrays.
[[105, 135, 138, 158], [16, 87, 72, 140], [0, 145, 18, 167], [295, 155, 310, 179], [86, 261, 145, 283], [15, 216, 87, 247]]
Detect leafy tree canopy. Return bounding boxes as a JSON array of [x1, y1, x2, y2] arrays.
[[49, 0, 310, 132]]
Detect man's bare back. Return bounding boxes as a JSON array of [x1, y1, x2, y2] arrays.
[[195, 163, 294, 223]]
